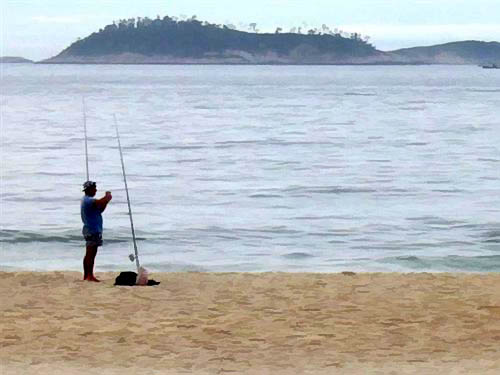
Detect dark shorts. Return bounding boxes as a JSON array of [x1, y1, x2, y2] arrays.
[[84, 232, 103, 247]]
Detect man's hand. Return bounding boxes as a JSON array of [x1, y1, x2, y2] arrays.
[[96, 191, 112, 212]]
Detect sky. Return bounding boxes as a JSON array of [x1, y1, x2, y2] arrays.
[[1, 0, 500, 61]]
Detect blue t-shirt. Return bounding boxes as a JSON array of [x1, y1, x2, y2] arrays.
[[81, 195, 103, 235]]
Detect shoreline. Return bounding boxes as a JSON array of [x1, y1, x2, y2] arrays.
[[2, 271, 500, 374], [38, 51, 478, 66], [37, 61, 475, 66]]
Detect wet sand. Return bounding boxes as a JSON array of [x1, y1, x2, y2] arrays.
[[1, 271, 500, 374]]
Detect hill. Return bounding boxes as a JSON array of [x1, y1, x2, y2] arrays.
[[40, 17, 500, 65], [0, 56, 33, 63], [42, 16, 384, 64], [389, 41, 500, 65]]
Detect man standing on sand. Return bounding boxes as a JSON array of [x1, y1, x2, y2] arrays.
[[81, 181, 112, 282]]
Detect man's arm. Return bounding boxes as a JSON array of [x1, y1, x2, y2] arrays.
[[95, 191, 112, 212]]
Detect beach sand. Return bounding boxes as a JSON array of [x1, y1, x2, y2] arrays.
[[1, 271, 500, 374]]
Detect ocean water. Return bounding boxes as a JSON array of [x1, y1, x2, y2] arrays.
[[1, 63, 499, 273]]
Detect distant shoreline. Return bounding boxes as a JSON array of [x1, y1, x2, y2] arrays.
[[0, 57, 34, 64], [36, 61, 477, 66], [37, 50, 495, 66]]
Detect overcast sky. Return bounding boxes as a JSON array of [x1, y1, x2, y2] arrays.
[[2, 0, 500, 61]]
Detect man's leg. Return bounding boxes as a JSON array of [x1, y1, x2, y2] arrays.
[[83, 244, 99, 282], [83, 249, 88, 280]]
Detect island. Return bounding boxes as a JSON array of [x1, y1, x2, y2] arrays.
[[0, 56, 33, 63], [390, 40, 500, 65], [41, 16, 500, 65]]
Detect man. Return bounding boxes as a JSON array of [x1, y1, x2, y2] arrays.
[[81, 181, 112, 282]]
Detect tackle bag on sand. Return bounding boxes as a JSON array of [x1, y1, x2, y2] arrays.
[[114, 271, 160, 286]]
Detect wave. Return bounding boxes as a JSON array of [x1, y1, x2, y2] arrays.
[[0, 229, 144, 244], [95, 261, 208, 272], [477, 158, 500, 162], [143, 174, 176, 178], [399, 107, 426, 111], [405, 100, 433, 105], [406, 142, 428, 146], [291, 215, 349, 221], [466, 89, 500, 93], [249, 194, 283, 198], [483, 230, 500, 243], [158, 145, 206, 150], [378, 255, 500, 272], [282, 252, 314, 259], [239, 226, 301, 235], [176, 158, 204, 163], [213, 139, 337, 149], [344, 92, 377, 96], [405, 216, 467, 226], [37, 172, 75, 177], [142, 262, 208, 272], [283, 185, 376, 195]]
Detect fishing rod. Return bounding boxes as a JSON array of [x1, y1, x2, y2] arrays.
[[82, 97, 89, 181], [113, 114, 141, 272]]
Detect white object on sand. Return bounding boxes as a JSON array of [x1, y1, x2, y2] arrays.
[[136, 267, 149, 286]]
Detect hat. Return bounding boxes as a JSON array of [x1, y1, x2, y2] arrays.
[[82, 181, 97, 191]]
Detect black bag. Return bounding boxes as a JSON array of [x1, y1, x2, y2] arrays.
[[114, 271, 160, 286], [114, 271, 137, 286]]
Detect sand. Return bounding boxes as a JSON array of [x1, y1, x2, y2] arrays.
[[1, 271, 500, 374]]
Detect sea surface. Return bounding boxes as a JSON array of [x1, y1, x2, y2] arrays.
[[1, 63, 499, 272]]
